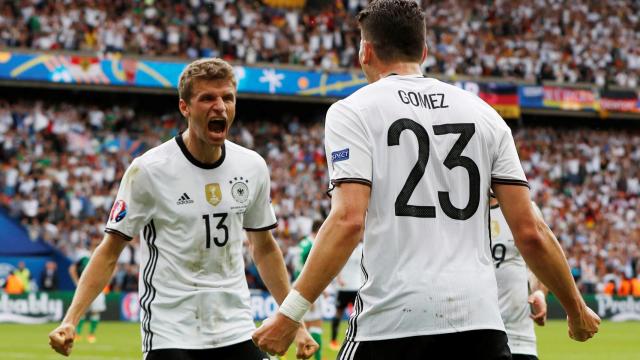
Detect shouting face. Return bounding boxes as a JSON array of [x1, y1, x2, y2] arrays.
[[179, 78, 236, 147]]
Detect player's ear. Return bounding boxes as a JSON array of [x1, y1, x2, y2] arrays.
[[178, 98, 189, 118], [421, 45, 427, 63], [360, 39, 372, 65]]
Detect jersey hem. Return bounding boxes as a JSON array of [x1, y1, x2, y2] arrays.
[[104, 228, 133, 241], [351, 324, 506, 342], [141, 334, 253, 353], [510, 349, 538, 357], [244, 222, 277, 232], [491, 178, 530, 188]]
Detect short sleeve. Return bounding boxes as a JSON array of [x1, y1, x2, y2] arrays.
[[324, 101, 372, 192], [105, 160, 154, 240], [243, 160, 277, 231], [491, 126, 529, 188]]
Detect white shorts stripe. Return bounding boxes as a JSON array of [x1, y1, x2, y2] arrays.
[[339, 340, 360, 360]]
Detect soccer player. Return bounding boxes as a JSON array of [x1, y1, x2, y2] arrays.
[[293, 220, 326, 360], [252, 1, 600, 358], [491, 196, 548, 360], [48, 58, 318, 359], [330, 241, 363, 350]]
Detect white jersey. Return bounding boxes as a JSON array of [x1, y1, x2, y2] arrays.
[[105, 135, 276, 352], [491, 202, 538, 356], [324, 74, 528, 341], [337, 242, 363, 291]]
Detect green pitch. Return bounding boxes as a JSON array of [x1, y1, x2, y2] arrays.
[[1, 320, 638, 359]]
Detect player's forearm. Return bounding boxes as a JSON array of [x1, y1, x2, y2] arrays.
[[63, 237, 123, 324], [518, 220, 583, 318], [294, 214, 363, 303], [252, 239, 291, 305], [529, 270, 548, 295]]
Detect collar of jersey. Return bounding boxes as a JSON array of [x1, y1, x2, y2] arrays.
[[175, 132, 226, 169], [385, 73, 426, 78]]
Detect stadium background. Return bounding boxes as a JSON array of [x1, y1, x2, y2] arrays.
[[0, 0, 639, 359]]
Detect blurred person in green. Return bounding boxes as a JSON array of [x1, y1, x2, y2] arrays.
[[14, 261, 31, 293], [293, 220, 325, 360]]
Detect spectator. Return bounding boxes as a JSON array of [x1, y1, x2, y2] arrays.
[[120, 264, 139, 293], [40, 261, 59, 292], [14, 261, 31, 293], [4, 270, 25, 295]]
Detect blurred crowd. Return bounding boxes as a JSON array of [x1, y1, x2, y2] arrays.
[[1, 98, 640, 295], [0, 99, 329, 293], [1, 0, 639, 86], [517, 127, 640, 296]]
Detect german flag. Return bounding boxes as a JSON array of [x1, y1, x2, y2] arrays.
[[478, 83, 520, 119]]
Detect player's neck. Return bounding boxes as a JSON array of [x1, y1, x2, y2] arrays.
[[376, 62, 422, 80], [182, 130, 222, 165]]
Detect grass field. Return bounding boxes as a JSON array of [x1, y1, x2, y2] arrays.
[[2, 320, 638, 359]]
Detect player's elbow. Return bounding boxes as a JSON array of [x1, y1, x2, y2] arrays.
[[332, 209, 365, 240], [513, 219, 547, 256]]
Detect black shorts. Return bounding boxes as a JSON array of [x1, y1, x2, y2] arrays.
[[512, 355, 537, 360], [336, 290, 358, 310], [145, 340, 268, 360], [337, 330, 511, 360]]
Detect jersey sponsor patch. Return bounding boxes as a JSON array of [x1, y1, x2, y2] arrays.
[[331, 148, 350, 163], [109, 200, 127, 223]]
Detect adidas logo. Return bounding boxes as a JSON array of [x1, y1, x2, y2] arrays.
[[176, 193, 194, 205]]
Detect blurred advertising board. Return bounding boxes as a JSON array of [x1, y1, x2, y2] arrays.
[[0, 51, 366, 98], [2, 51, 638, 118], [547, 295, 640, 322], [1, 291, 637, 323], [542, 86, 598, 111], [599, 89, 640, 114], [0, 291, 119, 323]]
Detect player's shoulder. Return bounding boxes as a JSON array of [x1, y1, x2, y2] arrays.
[[224, 140, 269, 170], [224, 140, 265, 162], [129, 136, 181, 171]]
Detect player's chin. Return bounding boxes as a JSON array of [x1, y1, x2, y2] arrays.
[[205, 131, 227, 145]]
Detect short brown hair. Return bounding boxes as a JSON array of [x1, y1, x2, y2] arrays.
[[178, 58, 237, 102], [358, 0, 426, 63]]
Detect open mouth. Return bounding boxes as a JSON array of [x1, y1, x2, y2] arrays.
[[208, 119, 226, 133]]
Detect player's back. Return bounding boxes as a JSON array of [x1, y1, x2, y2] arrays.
[[325, 74, 527, 341]]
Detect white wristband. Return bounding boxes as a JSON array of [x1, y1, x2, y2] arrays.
[[278, 289, 312, 323]]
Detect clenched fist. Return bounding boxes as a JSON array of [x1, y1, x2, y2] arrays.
[[49, 322, 76, 356]]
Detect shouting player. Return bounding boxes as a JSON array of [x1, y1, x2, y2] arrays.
[[49, 58, 317, 360]]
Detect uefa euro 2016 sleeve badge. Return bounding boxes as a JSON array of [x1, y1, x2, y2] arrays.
[[109, 200, 127, 223], [230, 177, 249, 203], [205, 183, 222, 207]]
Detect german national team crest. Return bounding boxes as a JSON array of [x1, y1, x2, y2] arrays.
[[205, 183, 222, 207], [229, 177, 249, 203]]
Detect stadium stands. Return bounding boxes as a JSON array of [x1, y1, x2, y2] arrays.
[[1, 0, 638, 86], [0, 98, 638, 294]]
